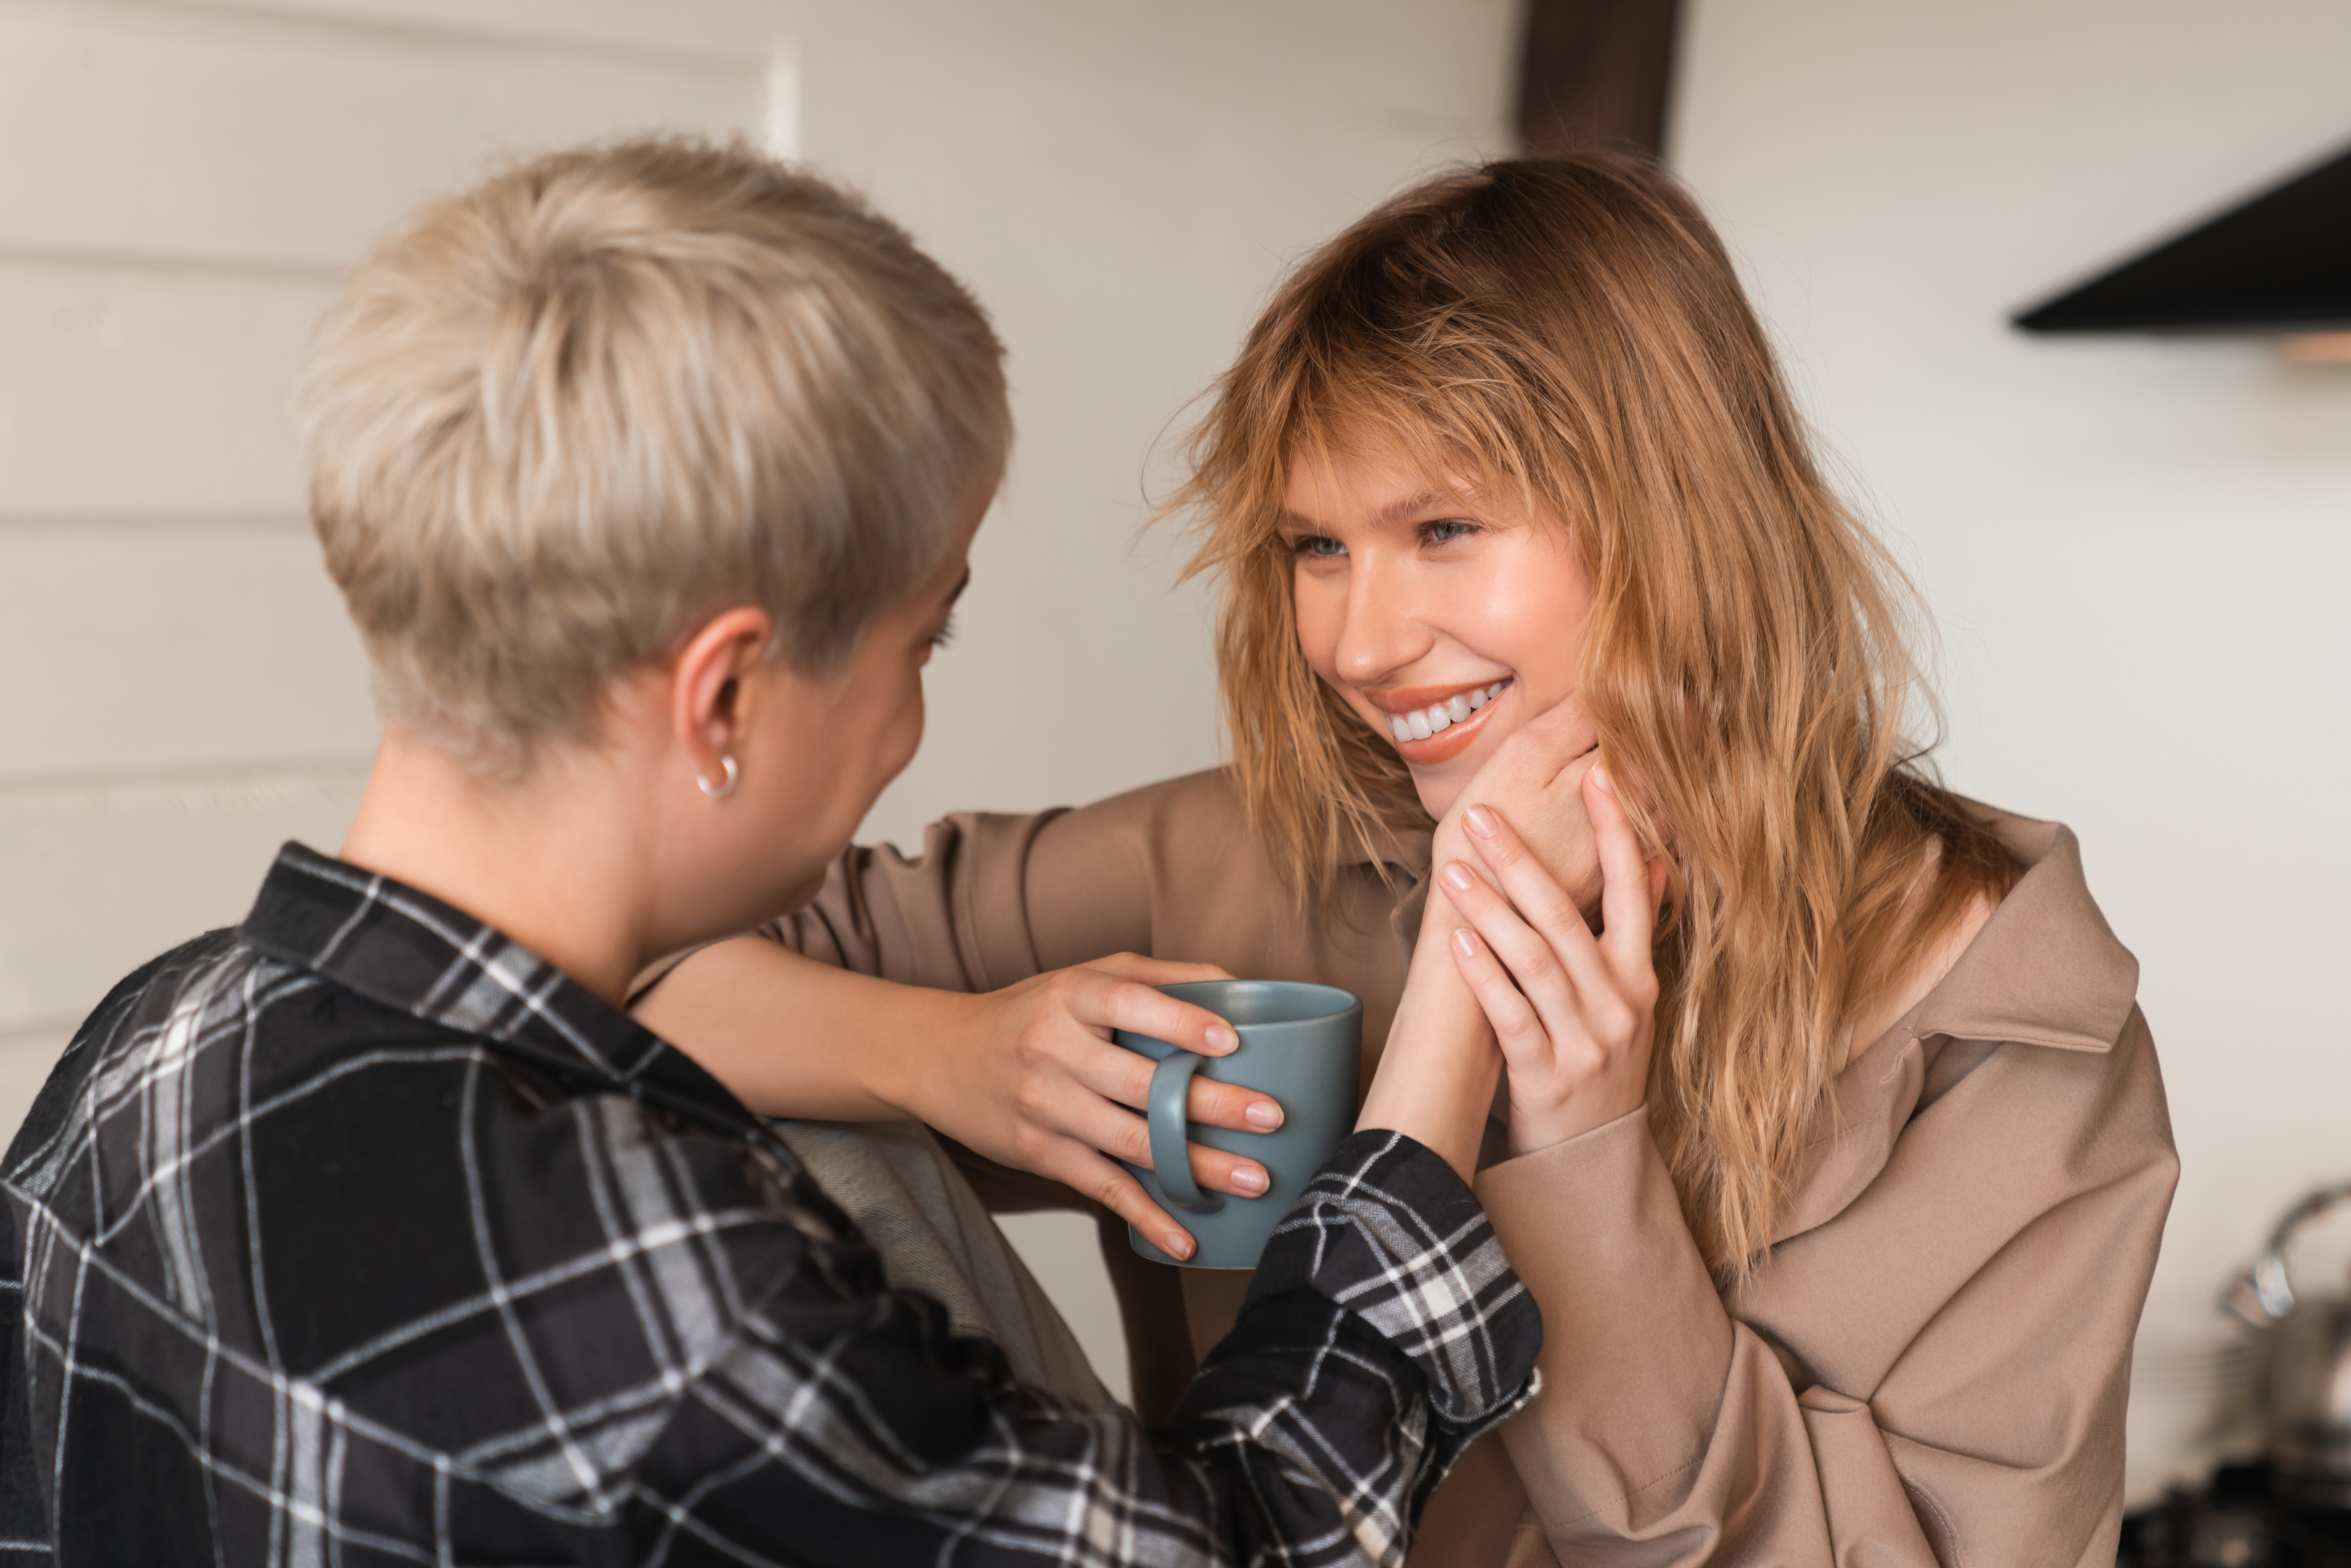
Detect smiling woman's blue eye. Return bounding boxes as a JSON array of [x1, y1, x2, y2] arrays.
[[1423, 518, 1477, 544], [1291, 535, 1347, 558]]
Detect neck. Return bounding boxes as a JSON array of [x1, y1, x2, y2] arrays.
[[338, 732, 655, 1005]]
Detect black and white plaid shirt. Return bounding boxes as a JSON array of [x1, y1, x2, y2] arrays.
[[0, 844, 1538, 1565]]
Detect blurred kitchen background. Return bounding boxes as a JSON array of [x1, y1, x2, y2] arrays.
[[2, 0, 2347, 1520]]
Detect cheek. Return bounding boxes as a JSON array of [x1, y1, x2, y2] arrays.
[[869, 665, 927, 778], [1290, 573, 1345, 680], [1462, 548, 1592, 693]]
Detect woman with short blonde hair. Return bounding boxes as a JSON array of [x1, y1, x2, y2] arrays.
[[647, 154, 2177, 1564]]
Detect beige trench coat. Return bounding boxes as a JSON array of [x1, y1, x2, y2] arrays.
[[755, 767, 2177, 1564]]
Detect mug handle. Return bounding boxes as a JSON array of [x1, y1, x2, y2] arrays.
[[1148, 1052, 1224, 1215]]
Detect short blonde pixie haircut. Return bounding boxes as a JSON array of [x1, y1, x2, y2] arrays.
[[295, 137, 1009, 775]]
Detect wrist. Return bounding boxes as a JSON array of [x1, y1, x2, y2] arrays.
[[1507, 1090, 1647, 1159], [1361, 931, 1502, 1181], [859, 984, 971, 1124]]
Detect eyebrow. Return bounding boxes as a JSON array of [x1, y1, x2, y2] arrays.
[[1279, 491, 1459, 534], [1377, 491, 1454, 526]]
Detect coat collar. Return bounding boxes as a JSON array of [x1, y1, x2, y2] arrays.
[[1909, 812, 2138, 1055], [1772, 807, 2139, 1246]]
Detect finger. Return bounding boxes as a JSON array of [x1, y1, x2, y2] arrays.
[[1044, 1143, 1199, 1261], [1446, 925, 1552, 1073], [1460, 804, 1615, 1003], [1439, 859, 1588, 1048], [1189, 1071, 1285, 1133], [1085, 952, 1236, 987], [1585, 767, 1661, 968], [1059, 1086, 1272, 1200], [1075, 973, 1239, 1055], [1063, 1031, 1282, 1131]]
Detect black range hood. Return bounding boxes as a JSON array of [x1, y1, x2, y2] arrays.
[[2013, 140, 2351, 345]]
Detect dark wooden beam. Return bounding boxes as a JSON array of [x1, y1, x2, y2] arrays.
[[1515, 0, 1684, 158]]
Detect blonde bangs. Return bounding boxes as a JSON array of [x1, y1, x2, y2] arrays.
[[1168, 156, 2021, 1278]]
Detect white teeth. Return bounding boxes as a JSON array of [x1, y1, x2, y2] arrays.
[[1391, 682, 1510, 746]]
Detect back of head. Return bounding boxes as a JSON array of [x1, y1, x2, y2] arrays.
[[295, 137, 1008, 776], [1181, 155, 2017, 1274]]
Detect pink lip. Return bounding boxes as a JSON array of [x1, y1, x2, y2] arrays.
[[1372, 680, 1511, 767]]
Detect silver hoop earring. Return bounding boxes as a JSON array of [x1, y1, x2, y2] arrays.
[[698, 754, 739, 800]]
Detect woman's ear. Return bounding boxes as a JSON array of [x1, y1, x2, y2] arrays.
[[669, 608, 775, 796]]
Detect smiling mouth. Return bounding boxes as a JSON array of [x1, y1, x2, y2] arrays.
[[1371, 679, 1512, 765], [1381, 682, 1508, 743]]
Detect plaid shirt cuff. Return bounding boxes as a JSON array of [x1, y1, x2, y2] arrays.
[[1247, 1129, 1541, 1432]]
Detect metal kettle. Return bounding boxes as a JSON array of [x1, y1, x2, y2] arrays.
[[2222, 1180, 2351, 1503]]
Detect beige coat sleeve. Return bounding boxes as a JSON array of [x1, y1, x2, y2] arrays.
[[759, 809, 1066, 990], [756, 804, 1166, 990], [1478, 1009, 2175, 1566]]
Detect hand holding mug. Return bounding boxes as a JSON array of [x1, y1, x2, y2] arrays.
[[1112, 981, 1362, 1269], [931, 955, 1289, 1260]]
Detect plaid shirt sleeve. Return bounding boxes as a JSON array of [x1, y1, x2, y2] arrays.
[[0, 847, 1539, 1567], [633, 1128, 1535, 1567]]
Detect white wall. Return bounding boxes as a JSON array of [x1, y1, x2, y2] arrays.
[[1671, 0, 2351, 1492]]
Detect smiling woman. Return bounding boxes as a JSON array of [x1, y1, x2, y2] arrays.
[[642, 154, 2177, 1566]]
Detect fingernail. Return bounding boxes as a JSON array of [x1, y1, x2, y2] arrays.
[[1244, 1099, 1284, 1130], [1452, 927, 1483, 958], [1441, 861, 1475, 892], [1162, 1231, 1194, 1259], [1231, 1165, 1268, 1195], [1464, 804, 1500, 836], [1205, 1024, 1237, 1053], [1591, 765, 1614, 794]]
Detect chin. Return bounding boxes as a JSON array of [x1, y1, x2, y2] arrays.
[[772, 867, 829, 918], [1408, 769, 1463, 823]]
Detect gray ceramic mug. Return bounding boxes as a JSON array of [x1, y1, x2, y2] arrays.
[[1114, 979, 1363, 1270]]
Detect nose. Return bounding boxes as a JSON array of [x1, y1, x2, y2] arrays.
[[1329, 552, 1433, 687]]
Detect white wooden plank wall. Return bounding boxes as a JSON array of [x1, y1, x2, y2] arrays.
[[0, 0, 775, 1109]]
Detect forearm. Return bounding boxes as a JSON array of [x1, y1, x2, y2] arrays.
[[1356, 902, 1499, 1180], [634, 934, 957, 1120]]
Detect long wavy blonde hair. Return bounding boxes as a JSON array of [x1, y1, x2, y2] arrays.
[[1170, 157, 2021, 1276]]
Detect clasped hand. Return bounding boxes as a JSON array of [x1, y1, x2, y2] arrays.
[[1425, 705, 1668, 1156]]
